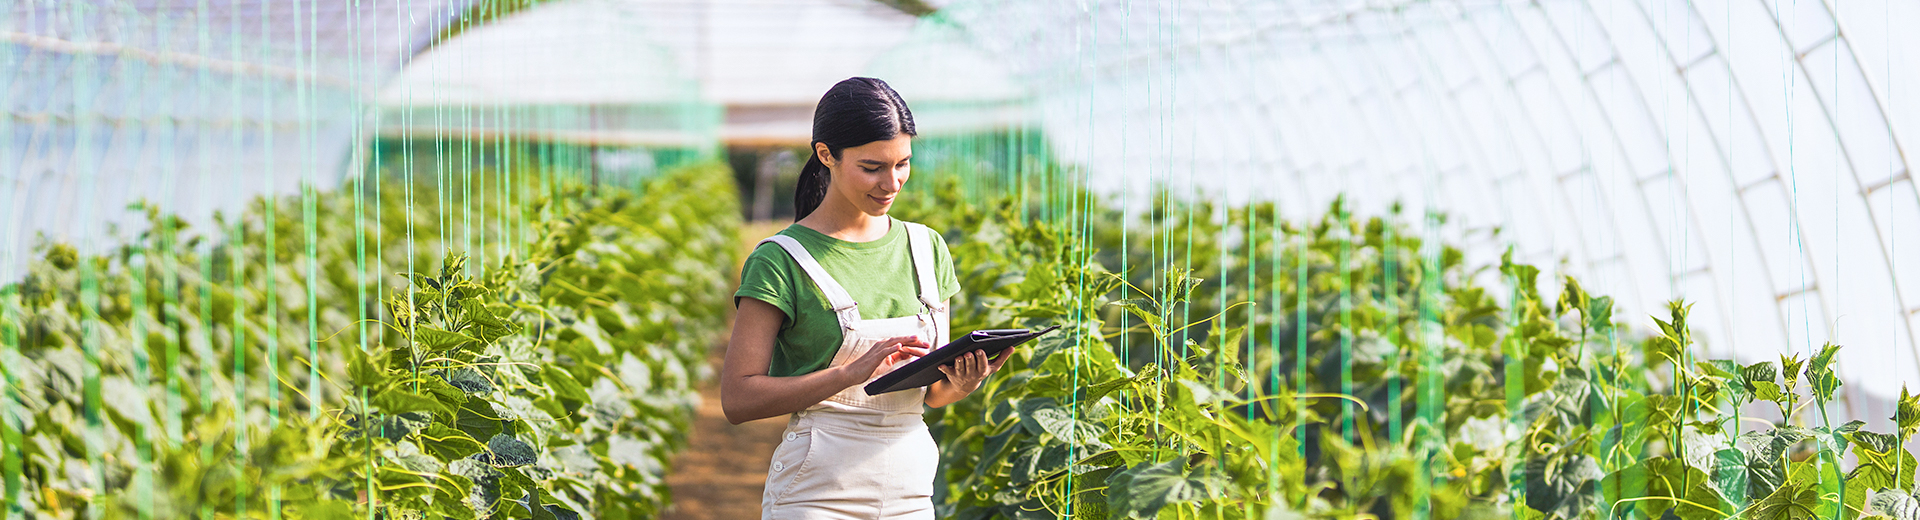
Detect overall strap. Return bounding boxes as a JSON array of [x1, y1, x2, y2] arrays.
[[902, 221, 944, 312], [758, 235, 863, 329]]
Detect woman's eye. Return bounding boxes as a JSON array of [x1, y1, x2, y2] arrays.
[[861, 167, 880, 173]]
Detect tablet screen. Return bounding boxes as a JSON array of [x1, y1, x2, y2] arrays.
[[863, 325, 1060, 395]]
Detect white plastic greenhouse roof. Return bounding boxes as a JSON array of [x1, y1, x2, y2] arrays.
[[383, 0, 1028, 144]]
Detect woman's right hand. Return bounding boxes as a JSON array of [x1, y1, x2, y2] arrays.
[[840, 336, 931, 384], [730, 299, 928, 424]]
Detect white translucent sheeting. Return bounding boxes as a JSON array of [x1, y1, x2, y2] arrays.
[[375, 0, 712, 147], [0, 0, 464, 280], [928, 0, 1920, 422], [864, 18, 1029, 135], [378, 0, 694, 107], [452, 0, 926, 142], [507, 0, 922, 106]]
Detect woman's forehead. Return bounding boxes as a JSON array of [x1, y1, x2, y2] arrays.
[[844, 137, 913, 162]]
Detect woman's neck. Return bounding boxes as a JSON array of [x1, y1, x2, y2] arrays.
[[798, 196, 890, 242]]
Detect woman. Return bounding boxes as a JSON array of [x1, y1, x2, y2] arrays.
[[723, 77, 1008, 519]]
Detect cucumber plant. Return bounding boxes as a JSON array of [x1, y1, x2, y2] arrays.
[[897, 170, 1920, 520], [0, 161, 739, 519]]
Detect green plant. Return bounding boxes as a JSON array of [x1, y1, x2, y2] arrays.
[[0, 161, 739, 519], [897, 168, 1920, 520]]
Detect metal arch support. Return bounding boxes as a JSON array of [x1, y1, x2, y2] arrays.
[[1734, 0, 1920, 404], [1392, 4, 1592, 291], [1803, 0, 1920, 384], [1529, 0, 1819, 391]]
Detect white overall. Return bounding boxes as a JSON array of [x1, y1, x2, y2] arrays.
[[757, 219, 950, 520]]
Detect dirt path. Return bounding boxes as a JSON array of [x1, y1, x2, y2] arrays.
[[661, 222, 790, 520], [659, 346, 787, 519]]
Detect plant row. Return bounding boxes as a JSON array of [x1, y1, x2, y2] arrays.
[[894, 172, 1920, 520], [0, 161, 740, 519]]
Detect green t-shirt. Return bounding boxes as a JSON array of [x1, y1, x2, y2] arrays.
[[735, 219, 960, 377]]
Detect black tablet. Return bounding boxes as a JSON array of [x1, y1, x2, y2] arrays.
[[864, 326, 1061, 396]]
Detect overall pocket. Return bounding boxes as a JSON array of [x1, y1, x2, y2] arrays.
[[763, 427, 815, 504]]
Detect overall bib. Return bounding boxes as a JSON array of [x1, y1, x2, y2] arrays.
[[757, 219, 950, 520]]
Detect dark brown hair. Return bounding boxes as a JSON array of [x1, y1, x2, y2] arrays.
[[794, 77, 916, 220]]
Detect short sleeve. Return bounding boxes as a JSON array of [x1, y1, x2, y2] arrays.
[[930, 228, 961, 301], [735, 243, 797, 320]]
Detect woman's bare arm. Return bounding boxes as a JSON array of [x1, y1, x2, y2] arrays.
[[721, 297, 928, 424]]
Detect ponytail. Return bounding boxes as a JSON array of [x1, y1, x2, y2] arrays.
[[792, 77, 917, 222], [794, 150, 829, 221]]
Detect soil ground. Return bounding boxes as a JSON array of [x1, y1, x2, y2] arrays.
[[661, 221, 790, 520]]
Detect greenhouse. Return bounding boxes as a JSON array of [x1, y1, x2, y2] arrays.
[[4, 0, 1920, 518]]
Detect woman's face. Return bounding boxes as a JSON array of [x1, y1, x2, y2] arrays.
[[819, 136, 912, 216]]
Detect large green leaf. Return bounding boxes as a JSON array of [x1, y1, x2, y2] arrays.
[[542, 367, 590, 405], [1522, 452, 1602, 519], [421, 422, 488, 462], [1748, 459, 1840, 520], [1847, 430, 1918, 519], [1711, 448, 1751, 508], [441, 367, 495, 394], [1017, 397, 1076, 440], [349, 347, 392, 387], [414, 325, 480, 352], [1865, 488, 1920, 520], [1741, 426, 1812, 499], [483, 434, 538, 467], [373, 388, 454, 416], [1749, 478, 1824, 520], [450, 458, 505, 511], [1745, 362, 1780, 391], [1105, 459, 1224, 519], [1697, 360, 1752, 405], [1601, 457, 1729, 520]]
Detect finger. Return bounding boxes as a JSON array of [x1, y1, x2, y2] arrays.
[[898, 345, 931, 357]]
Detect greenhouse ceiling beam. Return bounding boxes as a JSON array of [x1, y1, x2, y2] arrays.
[[0, 31, 358, 91]]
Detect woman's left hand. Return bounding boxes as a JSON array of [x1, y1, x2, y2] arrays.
[[936, 350, 1011, 395]]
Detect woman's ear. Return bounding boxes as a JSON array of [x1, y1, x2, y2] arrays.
[[814, 142, 834, 168]]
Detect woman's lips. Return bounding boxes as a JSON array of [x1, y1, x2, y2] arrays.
[[869, 194, 894, 205]]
